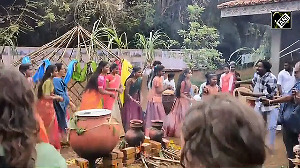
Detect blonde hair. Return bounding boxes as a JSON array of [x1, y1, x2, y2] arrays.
[[181, 93, 266, 168]]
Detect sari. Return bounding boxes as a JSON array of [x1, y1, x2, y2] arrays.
[[35, 113, 49, 143], [120, 59, 133, 105], [80, 75, 106, 110], [36, 79, 61, 150], [53, 77, 70, 133], [104, 74, 125, 135], [164, 80, 191, 137], [80, 90, 102, 110], [144, 76, 166, 136], [122, 77, 143, 132], [25, 76, 49, 143], [103, 74, 121, 110]]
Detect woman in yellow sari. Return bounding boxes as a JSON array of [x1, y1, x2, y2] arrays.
[[80, 61, 115, 110]]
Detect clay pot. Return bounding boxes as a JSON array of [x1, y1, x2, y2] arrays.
[[69, 109, 121, 160], [162, 94, 176, 115], [125, 120, 145, 147], [149, 120, 164, 142]]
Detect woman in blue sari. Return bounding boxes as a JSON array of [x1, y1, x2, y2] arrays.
[[53, 63, 75, 142], [263, 61, 300, 167]]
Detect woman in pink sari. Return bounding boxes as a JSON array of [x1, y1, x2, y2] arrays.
[[145, 65, 171, 136], [164, 68, 192, 137], [104, 63, 124, 135], [36, 65, 64, 151], [103, 63, 123, 110]]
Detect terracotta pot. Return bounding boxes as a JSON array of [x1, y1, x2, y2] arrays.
[[162, 94, 176, 115], [149, 120, 164, 142], [125, 120, 145, 147], [69, 109, 121, 160]]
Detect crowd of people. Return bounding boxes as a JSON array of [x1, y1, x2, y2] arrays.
[[0, 58, 300, 167]]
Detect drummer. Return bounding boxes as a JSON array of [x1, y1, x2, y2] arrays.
[[163, 73, 176, 91]]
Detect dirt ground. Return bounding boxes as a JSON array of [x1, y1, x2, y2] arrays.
[[62, 131, 289, 168]]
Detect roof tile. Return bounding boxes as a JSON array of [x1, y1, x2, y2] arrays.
[[217, 0, 298, 9]]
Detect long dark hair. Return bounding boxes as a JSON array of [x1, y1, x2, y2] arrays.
[[0, 66, 38, 167], [175, 68, 190, 98], [125, 66, 141, 86], [85, 61, 108, 91], [150, 65, 165, 88], [110, 63, 118, 73], [37, 65, 57, 99], [19, 63, 32, 76], [55, 63, 63, 71]]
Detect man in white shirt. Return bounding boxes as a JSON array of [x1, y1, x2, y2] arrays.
[[163, 73, 176, 91], [277, 61, 296, 96]]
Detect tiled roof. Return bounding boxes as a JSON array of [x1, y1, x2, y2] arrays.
[[217, 0, 299, 9]]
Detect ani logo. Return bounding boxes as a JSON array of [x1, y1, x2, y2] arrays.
[[272, 11, 292, 29]]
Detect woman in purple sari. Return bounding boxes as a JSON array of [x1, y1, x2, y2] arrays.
[[144, 65, 171, 136], [122, 67, 143, 132]]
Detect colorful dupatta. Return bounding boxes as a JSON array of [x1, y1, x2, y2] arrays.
[[53, 77, 70, 133]]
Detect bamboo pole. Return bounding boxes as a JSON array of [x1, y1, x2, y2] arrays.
[[58, 27, 78, 61], [45, 28, 78, 61], [79, 29, 91, 61], [150, 156, 180, 164], [80, 27, 120, 61]]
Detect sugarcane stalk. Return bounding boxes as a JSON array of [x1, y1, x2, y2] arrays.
[[150, 156, 180, 164]]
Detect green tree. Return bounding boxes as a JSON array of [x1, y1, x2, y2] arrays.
[[135, 30, 177, 67], [178, 4, 223, 70], [0, 0, 42, 62]]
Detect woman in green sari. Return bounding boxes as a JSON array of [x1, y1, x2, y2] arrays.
[[121, 67, 143, 132]]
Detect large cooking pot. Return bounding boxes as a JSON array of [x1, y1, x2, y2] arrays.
[[69, 109, 121, 160]]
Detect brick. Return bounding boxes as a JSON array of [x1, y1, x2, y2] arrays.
[[75, 158, 88, 168], [108, 152, 118, 160], [112, 149, 124, 159], [122, 147, 136, 155], [123, 152, 135, 160], [121, 147, 136, 159], [149, 140, 161, 150], [103, 157, 121, 167], [124, 158, 135, 166], [141, 143, 151, 152], [116, 159, 123, 168], [144, 136, 150, 143]]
